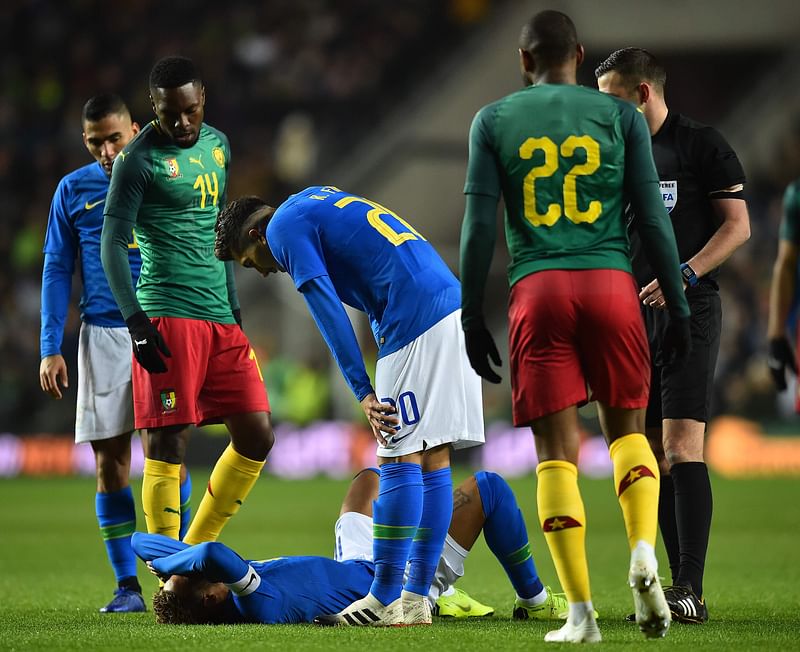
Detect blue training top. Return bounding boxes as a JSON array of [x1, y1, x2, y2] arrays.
[[132, 533, 375, 624], [266, 185, 459, 400], [40, 161, 141, 357]]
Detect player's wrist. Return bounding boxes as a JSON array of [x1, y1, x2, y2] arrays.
[[680, 263, 699, 287], [125, 310, 151, 332]]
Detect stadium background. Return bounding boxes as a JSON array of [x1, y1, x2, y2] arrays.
[[2, 0, 800, 480]]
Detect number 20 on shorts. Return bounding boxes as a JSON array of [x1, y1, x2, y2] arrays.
[[380, 391, 421, 429], [519, 134, 602, 227]]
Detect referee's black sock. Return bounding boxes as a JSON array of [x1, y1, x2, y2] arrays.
[[672, 461, 712, 598], [657, 474, 680, 583]]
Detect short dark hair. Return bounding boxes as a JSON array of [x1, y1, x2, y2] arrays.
[[152, 589, 205, 625], [149, 56, 202, 90], [81, 93, 129, 124], [594, 47, 667, 92], [214, 196, 270, 260], [519, 10, 578, 65]]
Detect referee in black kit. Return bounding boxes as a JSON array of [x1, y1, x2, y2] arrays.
[[595, 48, 750, 624]]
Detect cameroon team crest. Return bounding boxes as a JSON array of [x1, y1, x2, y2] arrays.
[[213, 147, 225, 168], [660, 180, 677, 213], [160, 389, 177, 412], [165, 158, 181, 179]]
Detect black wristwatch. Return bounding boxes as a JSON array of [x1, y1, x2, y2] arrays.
[[680, 263, 698, 287]]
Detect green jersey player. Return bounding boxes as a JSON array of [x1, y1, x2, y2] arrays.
[[459, 10, 691, 643], [101, 56, 273, 547]]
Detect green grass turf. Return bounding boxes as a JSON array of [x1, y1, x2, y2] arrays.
[[0, 470, 798, 650]]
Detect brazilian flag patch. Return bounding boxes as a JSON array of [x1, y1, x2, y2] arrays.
[[160, 389, 177, 412]]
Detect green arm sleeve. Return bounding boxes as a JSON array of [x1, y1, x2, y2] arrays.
[[460, 106, 502, 329], [460, 192, 499, 330], [780, 181, 800, 244], [622, 105, 690, 319], [225, 261, 240, 312], [101, 214, 141, 320]]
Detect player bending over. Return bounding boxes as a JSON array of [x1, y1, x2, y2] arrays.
[[133, 470, 570, 625]]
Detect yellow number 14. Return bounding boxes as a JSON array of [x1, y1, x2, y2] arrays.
[[193, 171, 220, 208]]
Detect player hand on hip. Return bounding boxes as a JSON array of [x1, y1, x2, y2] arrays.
[[661, 316, 692, 370], [767, 336, 797, 392], [464, 326, 502, 384], [360, 393, 399, 446], [125, 311, 172, 374]]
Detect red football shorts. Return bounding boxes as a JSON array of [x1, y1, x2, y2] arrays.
[[508, 269, 650, 426], [131, 316, 270, 429]]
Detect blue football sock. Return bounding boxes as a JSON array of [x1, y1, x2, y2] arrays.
[[405, 467, 452, 596], [179, 470, 192, 541], [370, 462, 423, 606], [476, 471, 544, 600], [96, 487, 138, 586]]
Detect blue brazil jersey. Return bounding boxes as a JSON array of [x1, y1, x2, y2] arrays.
[[41, 162, 140, 355], [267, 186, 460, 358], [239, 556, 374, 624], [132, 533, 374, 624]]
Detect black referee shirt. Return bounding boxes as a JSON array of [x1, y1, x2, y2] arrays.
[[629, 111, 746, 288]]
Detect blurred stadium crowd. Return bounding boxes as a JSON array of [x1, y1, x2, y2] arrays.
[[1, 0, 799, 435]]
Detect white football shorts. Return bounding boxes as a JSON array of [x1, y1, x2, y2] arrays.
[[374, 310, 484, 458], [334, 511, 374, 562], [75, 322, 136, 443]]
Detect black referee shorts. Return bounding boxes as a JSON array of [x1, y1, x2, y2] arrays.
[[644, 284, 721, 427]]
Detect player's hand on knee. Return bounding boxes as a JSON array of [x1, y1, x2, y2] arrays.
[[768, 336, 797, 392], [126, 311, 172, 374], [360, 393, 399, 445], [464, 327, 502, 384], [662, 315, 691, 370]]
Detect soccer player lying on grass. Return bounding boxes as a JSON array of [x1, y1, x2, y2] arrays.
[[133, 469, 569, 625]]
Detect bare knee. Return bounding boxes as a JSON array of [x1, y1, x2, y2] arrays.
[[146, 426, 189, 464], [91, 433, 133, 493], [226, 412, 274, 461], [340, 468, 380, 516]]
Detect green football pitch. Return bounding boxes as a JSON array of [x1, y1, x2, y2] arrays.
[[1, 470, 798, 650]]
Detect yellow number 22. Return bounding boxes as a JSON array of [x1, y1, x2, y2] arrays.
[[519, 134, 602, 227]]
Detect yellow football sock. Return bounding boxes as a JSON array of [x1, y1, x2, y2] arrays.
[[183, 444, 265, 545], [536, 460, 591, 603], [609, 433, 660, 551], [142, 458, 182, 538]]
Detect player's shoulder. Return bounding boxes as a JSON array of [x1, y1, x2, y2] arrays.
[[59, 161, 105, 191], [784, 179, 800, 207], [113, 122, 160, 166], [202, 123, 230, 147]]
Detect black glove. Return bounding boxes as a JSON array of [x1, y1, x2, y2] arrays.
[[661, 315, 692, 370], [233, 308, 243, 330], [464, 326, 502, 384], [126, 311, 171, 374], [768, 336, 797, 392]]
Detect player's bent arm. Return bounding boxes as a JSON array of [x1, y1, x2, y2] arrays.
[[767, 239, 799, 339], [131, 531, 191, 561], [460, 192, 499, 330], [299, 276, 374, 402], [101, 214, 143, 320], [150, 541, 253, 587], [684, 197, 750, 277]]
